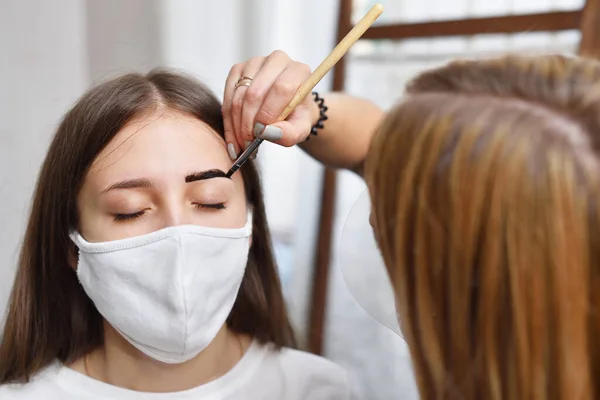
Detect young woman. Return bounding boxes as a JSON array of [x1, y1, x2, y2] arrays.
[[365, 54, 600, 399], [0, 50, 384, 399]]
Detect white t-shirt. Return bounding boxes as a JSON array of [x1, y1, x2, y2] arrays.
[[0, 341, 356, 399]]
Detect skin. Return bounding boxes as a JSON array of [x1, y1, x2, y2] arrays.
[[70, 108, 252, 393]]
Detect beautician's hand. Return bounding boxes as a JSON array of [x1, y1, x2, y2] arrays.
[[222, 50, 319, 160]]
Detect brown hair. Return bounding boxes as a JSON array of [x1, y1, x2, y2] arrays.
[[0, 69, 295, 383], [366, 54, 600, 399]]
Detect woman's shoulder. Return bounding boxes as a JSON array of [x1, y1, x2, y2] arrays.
[[257, 343, 356, 398], [276, 346, 349, 378]]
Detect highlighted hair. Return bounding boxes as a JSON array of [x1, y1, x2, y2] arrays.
[[366, 55, 600, 399]]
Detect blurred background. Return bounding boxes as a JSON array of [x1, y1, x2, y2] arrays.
[[0, 0, 586, 398]]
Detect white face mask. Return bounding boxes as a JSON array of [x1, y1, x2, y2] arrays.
[[69, 211, 253, 364]]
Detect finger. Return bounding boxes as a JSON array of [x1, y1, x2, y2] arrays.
[[255, 61, 311, 127], [238, 50, 291, 143], [260, 104, 313, 147], [231, 57, 266, 150], [223, 63, 245, 159]]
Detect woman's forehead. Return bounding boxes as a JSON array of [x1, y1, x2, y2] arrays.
[[87, 111, 231, 187], [92, 111, 226, 165]]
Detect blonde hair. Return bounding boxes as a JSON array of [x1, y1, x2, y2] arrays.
[[365, 54, 600, 399]]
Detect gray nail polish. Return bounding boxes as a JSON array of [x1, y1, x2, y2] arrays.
[[253, 122, 265, 138], [227, 143, 237, 160], [244, 140, 252, 149], [261, 125, 283, 141]]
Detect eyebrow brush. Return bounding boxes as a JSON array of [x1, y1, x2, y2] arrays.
[[226, 4, 384, 178]]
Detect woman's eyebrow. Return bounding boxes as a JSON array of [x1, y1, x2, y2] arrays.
[[101, 178, 154, 193], [185, 169, 230, 183]]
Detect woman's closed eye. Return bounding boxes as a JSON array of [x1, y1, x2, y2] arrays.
[[194, 202, 226, 210], [114, 210, 146, 221], [113, 202, 227, 222]]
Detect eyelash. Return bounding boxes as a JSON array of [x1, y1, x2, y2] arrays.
[[113, 203, 226, 221], [197, 203, 226, 211], [114, 210, 145, 221]]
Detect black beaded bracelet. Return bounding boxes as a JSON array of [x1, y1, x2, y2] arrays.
[[306, 92, 328, 141]]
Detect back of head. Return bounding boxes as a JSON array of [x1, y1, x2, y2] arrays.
[[366, 54, 600, 399]]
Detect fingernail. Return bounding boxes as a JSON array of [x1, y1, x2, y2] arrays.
[[244, 140, 252, 150], [253, 122, 265, 138], [250, 149, 258, 160], [227, 143, 238, 160], [261, 125, 283, 141]]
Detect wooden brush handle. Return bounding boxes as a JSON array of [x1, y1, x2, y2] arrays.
[[279, 4, 384, 121]]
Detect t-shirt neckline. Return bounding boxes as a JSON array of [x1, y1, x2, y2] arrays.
[[52, 340, 265, 399]]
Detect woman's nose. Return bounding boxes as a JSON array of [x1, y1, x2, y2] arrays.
[[160, 197, 188, 228]]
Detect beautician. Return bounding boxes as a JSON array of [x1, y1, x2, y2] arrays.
[[238, 50, 600, 400]]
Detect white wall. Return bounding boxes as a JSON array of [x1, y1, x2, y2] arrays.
[[158, 0, 245, 93], [86, 0, 163, 83], [0, 0, 89, 313]]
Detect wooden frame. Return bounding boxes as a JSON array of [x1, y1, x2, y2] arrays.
[[361, 11, 581, 40], [307, 0, 600, 355], [306, 0, 353, 356]]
